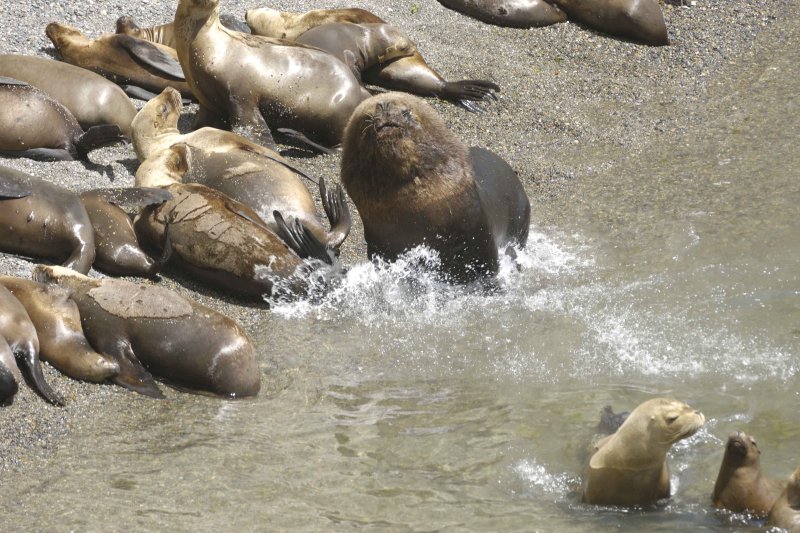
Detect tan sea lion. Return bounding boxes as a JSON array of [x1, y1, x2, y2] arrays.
[[712, 431, 785, 517], [0, 78, 124, 161], [0, 336, 21, 405], [548, 0, 669, 46], [436, 0, 568, 28], [0, 165, 96, 274], [0, 54, 137, 137], [0, 276, 119, 383], [767, 466, 800, 532], [0, 284, 64, 406], [341, 92, 530, 283], [582, 398, 705, 506], [115, 13, 252, 48], [33, 265, 262, 399], [45, 22, 194, 101]]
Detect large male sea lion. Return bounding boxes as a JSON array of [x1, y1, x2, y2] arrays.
[[341, 92, 530, 283], [436, 0, 568, 28], [0, 78, 124, 161], [712, 431, 785, 517], [33, 265, 262, 398], [0, 336, 21, 405], [0, 277, 119, 383], [548, 0, 669, 46], [582, 398, 705, 506], [767, 466, 800, 532], [0, 165, 96, 274]]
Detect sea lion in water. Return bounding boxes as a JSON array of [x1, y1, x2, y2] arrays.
[[33, 265, 262, 399], [0, 284, 64, 406], [0, 336, 21, 405], [712, 431, 785, 517], [548, 0, 669, 46], [767, 466, 800, 532], [341, 92, 530, 283], [582, 397, 705, 506], [45, 22, 194, 101], [437, 0, 567, 28], [0, 54, 137, 137], [0, 277, 119, 383], [0, 78, 124, 161], [0, 165, 96, 274]]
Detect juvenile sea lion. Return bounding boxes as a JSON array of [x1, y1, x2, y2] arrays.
[[33, 265, 262, 398], [0, 78, 124, 161], [0, 284, 64, 406], [0, 165, 96, 274], [45, 22, 194, 101], [548, 0, 669, 46], [115, 13, 251, 48], [767, 466, 800, 532], [341, 92, 530, 283], [0, 277, 119, 383], [712, 431, 785, 517], [437, 0, 568, 28], [582, 398, 705, 506], [0, 54, 137, 137], [0, 336, 21, 405]]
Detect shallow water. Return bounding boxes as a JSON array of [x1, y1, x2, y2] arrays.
[[2, 15, 799, 533]]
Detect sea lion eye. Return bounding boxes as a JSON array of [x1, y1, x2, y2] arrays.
[[402, 109, 412, 119], [666, 415, 679, 423]]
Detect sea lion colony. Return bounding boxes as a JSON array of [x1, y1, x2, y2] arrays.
[[0, 0, 794, 524]]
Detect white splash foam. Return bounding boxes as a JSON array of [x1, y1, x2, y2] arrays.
[[516, 458, 579, 497]]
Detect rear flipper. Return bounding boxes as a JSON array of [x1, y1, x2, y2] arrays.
[[15, 346, 65, 406], [74, 124, 126, 160], [108, 343, 164, 399], [276, 128, 337, 155], [319, 177, 351, 250], [273, 211, 333, 265]]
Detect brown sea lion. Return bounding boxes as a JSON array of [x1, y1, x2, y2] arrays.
[[341, 92, 530, 283], [0, 276, 119, 383], [45, 22, 194, 101], [767, 466, 800, 532], [549, 0, 669, 46], [437, 0, 568, 28], [712, 431, 786, 517], [582, 398, 705, 506], [33, 265, 262, 399], [0, 54, 137, 137], [0, 336, 21, 405], [0, 165, 96, 274], [0, 284, 64, 406], [115, 13, 251, 48], [0, 78, 124, 161]]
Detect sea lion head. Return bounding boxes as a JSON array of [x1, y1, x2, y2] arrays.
[[131, 88, 183, 158], [642, 398, 705, 445], [722, 431, 761, 468], [115, 16, 140, 34], [245, 8, 287, 38], [45, 22, 87, 53]]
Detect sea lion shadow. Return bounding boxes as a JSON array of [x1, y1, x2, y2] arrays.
[[117, 157, 141, 176], [82, 160, 120, 181], [39, 47, 59, 59]]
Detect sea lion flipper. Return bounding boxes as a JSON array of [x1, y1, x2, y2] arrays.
[[219, 13, 251, 34], [14, 347, 65, 406], [122, 85, 160, 101], [319, 177, 351, 250], [440, 79, 500, 103], [598, 405, 630, 435], [273, 210, 333, 265], [116, 34, 186, 80], [109, 342, 164, 399], [228, 103, 279, 151], [0, 179, 32, 200], [275, 128, 337, 155], [74, 124, 126, 160]]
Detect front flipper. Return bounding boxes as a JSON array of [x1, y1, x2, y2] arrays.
[[0, 180, 32, 200], [108, 342, 164, 399], [116, 34, 186, 80], [440, 80, 500, 103], [273, 211, 333, 265], [15, 345, 65, 406], [319, 177, 351, 250], [122, 84, 159, 101]]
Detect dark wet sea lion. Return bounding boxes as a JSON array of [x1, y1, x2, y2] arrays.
[[582, 398, 705, 506], [45, 22, 194, 100], [0, 277, 119, 383], [341, 92, 530, 283], [437, 0, 567, 28], [33, 265, 262, 398], [0, 284, 64, 406], [0, 336, 21, 405], [767, 466, 800, 532], [549, 0, 669, 46], [0, 54, 137, 137], [712, 431, 785, 517], [0, 78, 124, 161], [0, 165, 96, 274]]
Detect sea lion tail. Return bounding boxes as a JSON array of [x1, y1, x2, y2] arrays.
[[74, 124, 126, 160], [15, 345, 65, 406], [273, 210, 333, 265], [320, 177, 351, 250]]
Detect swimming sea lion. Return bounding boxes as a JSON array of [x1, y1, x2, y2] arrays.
[[32, 265, 262, 399], [0, 78, 124, 161], [0, 336, 21, 405], [0, 54, 137, 137], [45, 22, 194, 101], [437, 0, 568, 28], [0, 165, 96, 274], [341, 92, 530, 283], [548, 0, 669, 46], [0, 276, 119, 383], [767, 466, 800, 532], [712, 431, 785, 517], [0, 284, 64, 406], [582, 398, 705, 506]]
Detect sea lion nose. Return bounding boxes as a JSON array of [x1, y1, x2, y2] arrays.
[[377, 101, 390, 113]]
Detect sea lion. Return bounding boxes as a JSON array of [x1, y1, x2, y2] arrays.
[[0, 336, 21, 405], [33, 265, 262, 399], [173, 0, 370, 149], [341, 92, 530, 283], [582, 398, 705, 506], [712, 431, 785, 517], [0, 78, 124, 161], [0, 276, 119, 383], [767, 466, 800, 532], [45, 22, 194, 101], [115, 13, 251, 48], [548, 0, 669, 46], [437, 0, 568, 28], [0, 165, 96, 274], [0, 54, 137, 137], [0, 284, 64, 406], [80, 188, 172, 278]]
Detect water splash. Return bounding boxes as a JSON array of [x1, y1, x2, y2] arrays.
[[515, 458, 579, 498]]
